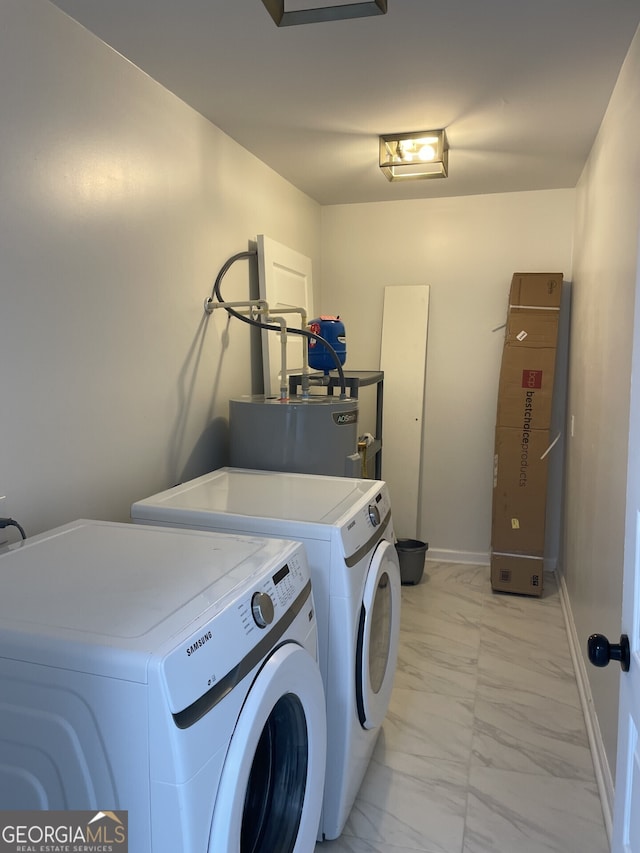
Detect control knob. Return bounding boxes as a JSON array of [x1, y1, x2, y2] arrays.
[[251, 591, 275, 629], [368, 504, 381, 527]]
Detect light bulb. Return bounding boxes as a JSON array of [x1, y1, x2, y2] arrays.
[[418, 144, 436, 162]]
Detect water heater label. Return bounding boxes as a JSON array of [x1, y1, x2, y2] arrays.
[[332, 410, 358, 426]]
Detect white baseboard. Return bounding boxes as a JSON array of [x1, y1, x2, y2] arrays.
[[425, 549, 559, 569], [558, 572, 614, 845], [426, 548, 490, 566]]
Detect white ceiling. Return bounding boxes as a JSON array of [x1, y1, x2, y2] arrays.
[[50, 0, 640, 206]]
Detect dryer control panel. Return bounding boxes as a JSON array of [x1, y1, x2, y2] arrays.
[[340, 484, 393, 559], [161, 543, 311, 714]]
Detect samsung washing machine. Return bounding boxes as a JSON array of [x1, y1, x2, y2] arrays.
[[131, 467, 402, 841], [0, 519, 326, 853]]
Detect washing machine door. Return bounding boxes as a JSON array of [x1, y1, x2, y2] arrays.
[[356, 538, 402, 731], [208, 641, 326, 853]]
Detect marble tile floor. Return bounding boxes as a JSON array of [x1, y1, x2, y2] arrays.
[[315, 561, 609, 853]]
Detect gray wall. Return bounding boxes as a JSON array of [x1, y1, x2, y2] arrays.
[[320, 22, 640, 792], [565, 23, 640, 779], [0, 0, 321, 540], [320, 192, 575, 560]]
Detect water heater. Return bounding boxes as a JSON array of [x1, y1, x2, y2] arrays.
[[229, 395, 360, 477]]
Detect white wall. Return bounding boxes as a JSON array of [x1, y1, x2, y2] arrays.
[[320, 191, 574, 559], [0, 0, 320, 541], [565, 23, 640, 779]]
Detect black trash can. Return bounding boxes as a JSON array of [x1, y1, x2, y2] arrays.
[[395, 539, 429, 585]]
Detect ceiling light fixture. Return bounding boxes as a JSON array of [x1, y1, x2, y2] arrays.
[[261, 0, 387, 27], [379, 129, 449, 181]]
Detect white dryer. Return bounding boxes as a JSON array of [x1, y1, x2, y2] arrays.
[[131, 467, 402, 841], [0, 520, 326, 853]]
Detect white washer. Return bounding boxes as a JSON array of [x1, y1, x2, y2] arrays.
[[0, 519, 326, 853], [131, 467, 402, 841]]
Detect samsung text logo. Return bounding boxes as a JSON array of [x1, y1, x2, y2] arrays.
[[186, 630, 212, 657]]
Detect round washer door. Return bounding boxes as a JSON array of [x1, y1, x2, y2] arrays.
[[356, 538, 402, 731], [208, 641, 327, 853]]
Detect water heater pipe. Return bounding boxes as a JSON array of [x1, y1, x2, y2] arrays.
[[268, 315, 289, 400], [206, 249, 347, 398], [204, 297, 268, 317], [261, 305, 311, 398], [207, 298, 311, 400]]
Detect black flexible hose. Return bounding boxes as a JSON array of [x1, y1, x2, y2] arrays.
[[0, 518, 27, 540], [209, 250, 347, 398]]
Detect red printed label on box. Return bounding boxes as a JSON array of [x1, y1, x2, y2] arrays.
[[522, 369, 543, 389]]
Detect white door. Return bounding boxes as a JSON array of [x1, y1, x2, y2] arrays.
[[257, 235, 314, 397], [208, 642, 326, 853], [356, 539, 401, 730], [611, 250, 640, 851]]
